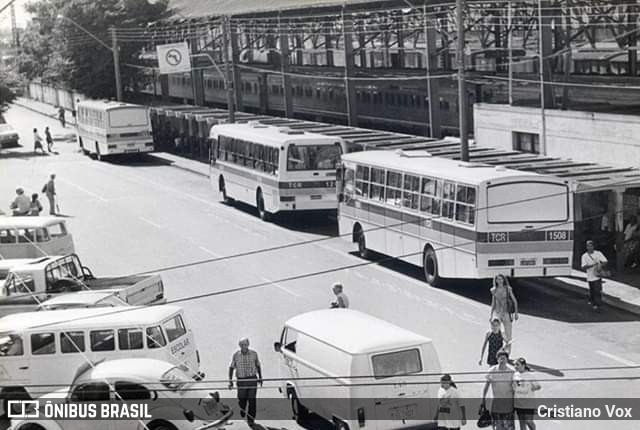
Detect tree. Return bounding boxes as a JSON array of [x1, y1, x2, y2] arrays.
[[19, 0, 170, 98], [0, 69, 24, 113]]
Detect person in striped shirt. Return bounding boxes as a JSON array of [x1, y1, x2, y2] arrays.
[[228, 337, 262, 425]]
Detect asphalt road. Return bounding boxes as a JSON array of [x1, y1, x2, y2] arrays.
[[1, 104, 639, 430]]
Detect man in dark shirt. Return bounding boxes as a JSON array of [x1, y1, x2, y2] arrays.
[[228, 338, 262, 425]]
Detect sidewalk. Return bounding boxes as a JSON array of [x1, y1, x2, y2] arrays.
[[13, 97, 77, 126]]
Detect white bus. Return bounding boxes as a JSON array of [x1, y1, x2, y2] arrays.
[[339, 150, 574, 285], [210, 123, 343, 220], [76, 100, 153, 160]]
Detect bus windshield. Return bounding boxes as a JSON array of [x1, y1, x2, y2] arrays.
[[287, 144, 341, 171], [487, 182, 569, 224]]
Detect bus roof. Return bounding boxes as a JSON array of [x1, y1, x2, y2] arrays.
[[77, 100, 146, 112], [341, 150, 556, 186], [0, 305, 182, 332], [0, 216, 66, 230], [210, 123, 344, 147], [286, 309, 432, 354]]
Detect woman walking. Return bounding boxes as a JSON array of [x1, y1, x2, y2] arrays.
[[513, 357, 540, 430], [490, 274, 518, 354], [436, 374, 466, 429], [479, 318, 504, 366]]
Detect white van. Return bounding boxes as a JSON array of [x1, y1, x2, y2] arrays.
[[274, 309, 441, 430], [0, 305, 201, 403], [0, 217, 74, 259]]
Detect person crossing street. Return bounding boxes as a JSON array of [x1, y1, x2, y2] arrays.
[[228, 338, 262, 426]]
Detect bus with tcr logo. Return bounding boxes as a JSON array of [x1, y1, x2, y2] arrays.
[[338, 149, 574, 285], [210, 122, 344, 220]]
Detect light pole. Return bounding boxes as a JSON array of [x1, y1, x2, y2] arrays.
[[54, 14, 123, 101]]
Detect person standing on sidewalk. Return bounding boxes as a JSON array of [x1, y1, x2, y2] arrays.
[[580, 240, 608, 311], [43, 174, 57, 215], [228, 338, 262, 426], [58, 106, 66, 128], [44, 127, 54, 153]]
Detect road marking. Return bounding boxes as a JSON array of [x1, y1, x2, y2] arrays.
[[199, 246, 221, 257], [138, 216, 163, 229], [595, 350, 638, 367], [58, 178, 107, 202], [261, 276, 301, 297]]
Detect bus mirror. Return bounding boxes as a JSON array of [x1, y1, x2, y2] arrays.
[[274, 342, 282, 352]]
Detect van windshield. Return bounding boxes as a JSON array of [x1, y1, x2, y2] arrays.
[[371, 348, 422, 379], [0, 333, 24, 356]]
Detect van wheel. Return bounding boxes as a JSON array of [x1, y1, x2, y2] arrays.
[[256, 190, 270, 221], [148, 421, 177, 430], [423, 247, 441, 286], [355, 226, 368, 259], [289, 390, 308, 424], [334, 419, 350, 430]]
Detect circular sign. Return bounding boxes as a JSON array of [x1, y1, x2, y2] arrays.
[[166, 48, 183, 66]]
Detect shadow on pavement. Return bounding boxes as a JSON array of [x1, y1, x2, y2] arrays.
[[350, 251, 640, 324], [0, 150, 52, 160], [90, 153, 173, 167]]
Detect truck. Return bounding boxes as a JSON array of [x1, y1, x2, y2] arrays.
[[0, 253, 165, 316]]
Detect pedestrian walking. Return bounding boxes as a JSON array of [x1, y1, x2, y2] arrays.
[[513, 357, 540, 430], [33, 128, 45, 154], [45, 126, 54, 152], [228, 338, 262, 425], [330, 282, 349, 308], [436, 374, 466, 429], [490, 274, 518, 354], [58, 106, 66, 128], [43, 174, 57, 215], [482, 350, 515, 430], [28, 194, 43, 216], [580, 240, 608, 311], [479, 318, 505, 366], [10, 188, 30, 216]]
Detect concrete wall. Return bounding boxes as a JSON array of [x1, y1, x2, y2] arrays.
[[473, 103, 640, 167]]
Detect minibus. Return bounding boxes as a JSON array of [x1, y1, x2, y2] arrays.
[[274, 309, 441, 430], [0, 305, 201, 402], [0, 217, 75, 259]]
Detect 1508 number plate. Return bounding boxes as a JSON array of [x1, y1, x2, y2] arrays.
[[546, 231, 569, 241]]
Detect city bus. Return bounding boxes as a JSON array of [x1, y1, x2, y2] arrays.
[[76, 100, 153, 160], [210, 122, 344, 220], [338, 150, 574, 285]]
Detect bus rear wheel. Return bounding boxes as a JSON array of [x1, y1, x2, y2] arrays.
[[257, 190, 270, 221], [423, 247, 441, 286]]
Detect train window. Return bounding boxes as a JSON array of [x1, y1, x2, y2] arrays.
[[253, 83, 258, 93], [363, 92, 371, 104], [328, 89, 334, 100], [315, 89, 321, 98], [271, 85, 279, 95], [305, 87, 313, 97]]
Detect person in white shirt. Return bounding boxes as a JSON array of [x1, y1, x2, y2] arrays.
[[436, 374, 466, 429], [10, 188, 30, 216], [513, 357, 540, 430], [580, 240, 608, 311]]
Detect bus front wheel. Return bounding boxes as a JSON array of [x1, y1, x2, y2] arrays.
[[423, 247, 441, 286], [256, 190, 270, 221]]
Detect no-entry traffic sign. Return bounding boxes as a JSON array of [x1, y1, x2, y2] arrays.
[[156, 42, 192, 74]]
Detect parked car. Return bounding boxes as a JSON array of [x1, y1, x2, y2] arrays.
[[0, 124, 19, 148], [9, 358, 232, 430]]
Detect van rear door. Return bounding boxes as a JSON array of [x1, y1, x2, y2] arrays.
[[370, 347, 430, 424]]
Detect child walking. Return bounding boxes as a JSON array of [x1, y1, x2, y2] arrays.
[[479, 318, 504, 366]]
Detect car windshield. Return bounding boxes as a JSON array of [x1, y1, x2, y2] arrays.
[[287, 144, 341, 171], [160, 366, 193, 391]]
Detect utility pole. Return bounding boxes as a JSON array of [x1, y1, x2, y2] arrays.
[[222, 16, 236, 123], [456, 0, 469, 161], [10, 3, 18, 47], [110, 26, 123, 101]]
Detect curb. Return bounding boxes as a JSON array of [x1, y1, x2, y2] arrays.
[[147, 153, 209, 178], [536, 277, 640, 316]]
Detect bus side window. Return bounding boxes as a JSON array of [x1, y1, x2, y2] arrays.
[[118, 328, 144, 350], [90, 330, 115, 351], [0, 229, 16, 243], [31, 333, 56, 355], [61, 331, 86, 353], [355, 165, 370, 198], [146, 326, 167, 349], [163, 315, 187, 342]]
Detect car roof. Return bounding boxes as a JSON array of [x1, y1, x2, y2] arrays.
[[210, 122, 343, 147], [0, 305, 182, 332], [342, 149, 551, 186], [77, 358, 176, 383], [0, 216, 67, 230], [286, 309, 432, 354]]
